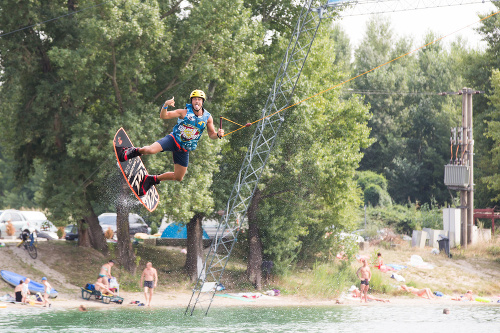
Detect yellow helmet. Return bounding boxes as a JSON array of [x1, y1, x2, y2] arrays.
[[190, 89, 206, 101]]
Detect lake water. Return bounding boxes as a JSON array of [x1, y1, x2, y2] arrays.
[[0, 304, 498, 332]]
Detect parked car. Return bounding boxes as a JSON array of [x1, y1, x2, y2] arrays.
[[98, 213, 149, 236], [21, 211, 58, 240], [0, 209, 37, 238], [65, 224, 78, 241]]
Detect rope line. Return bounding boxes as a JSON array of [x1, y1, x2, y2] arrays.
[[220, 9, 500, 138], [220, 117, 244, 128]]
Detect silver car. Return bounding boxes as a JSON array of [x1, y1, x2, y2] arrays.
[[98, 213, 149, 236]]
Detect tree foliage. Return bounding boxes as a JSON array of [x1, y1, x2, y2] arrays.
[[353, 16, 464, 205]]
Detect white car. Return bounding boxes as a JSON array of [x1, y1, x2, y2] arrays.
[[21, 211, 59, 240], [0, 209, 37, 238]]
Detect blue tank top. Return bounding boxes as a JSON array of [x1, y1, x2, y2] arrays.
[[172, 104, 211, 151]]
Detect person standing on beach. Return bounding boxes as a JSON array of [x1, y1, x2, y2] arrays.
[[356, 258, 371, 303], [140, 262, 158, 306], [21, 278, 30, 304], [41, 277, 52, 307], [14, 280, 23, 303], [99, 260, 115, 288]]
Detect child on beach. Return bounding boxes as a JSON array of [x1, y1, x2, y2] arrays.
[[21, 278, 30, 304], [41, 277, 52, 307], [375, 253, 384, 269]]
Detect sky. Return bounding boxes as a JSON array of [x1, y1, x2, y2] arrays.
[[335, 1, 499, 49]]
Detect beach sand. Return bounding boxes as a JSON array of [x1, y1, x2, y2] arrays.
[[3, 289, 497, 311]]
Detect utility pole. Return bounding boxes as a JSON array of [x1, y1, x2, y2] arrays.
[[443, 88, 482, 248], [460, 89, 469, 247], [466, 88, 474, 247]]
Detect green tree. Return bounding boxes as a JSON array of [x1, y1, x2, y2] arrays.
[[466, 4, 500, 208], [0, 0, 263, 275], [353, 16, 463, 205], [355, 170, 391, 207], [482, 69, 500, 201], [215, 20, 371, 287]]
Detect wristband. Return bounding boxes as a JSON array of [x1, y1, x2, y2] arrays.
[[163, 106, 168, 109]]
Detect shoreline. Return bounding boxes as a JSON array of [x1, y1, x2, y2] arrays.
[[2, 290, 499, 310]]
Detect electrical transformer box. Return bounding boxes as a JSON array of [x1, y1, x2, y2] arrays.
[[444, 165, 469, 187]]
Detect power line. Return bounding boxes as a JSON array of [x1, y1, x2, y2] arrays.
[[341, 89, 443, 95], [0, 0, 116, 38], [220, 8, 500, 138]]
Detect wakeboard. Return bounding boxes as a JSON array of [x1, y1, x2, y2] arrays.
[[113, 127, 159, 212]]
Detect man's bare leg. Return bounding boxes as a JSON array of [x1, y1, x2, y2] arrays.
[[157, 163, 187, 182], [144, 287, 149, 305], [363, 285, 369, 303], [137, 142, 188, 182], [148, 288, 153, 306], [138, 142, 163, 155]]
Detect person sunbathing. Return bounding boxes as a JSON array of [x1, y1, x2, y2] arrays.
[[400, 284, 435, 299], [350, 286, 390, 303], [94, 277, 115, 296], [451, 290, 474, 301]]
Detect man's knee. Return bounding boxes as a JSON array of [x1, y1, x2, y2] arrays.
[[173, 174, 184, 182]]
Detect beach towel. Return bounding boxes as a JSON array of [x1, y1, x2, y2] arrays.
[[408, 255, 434, 269], [0, 294, 16, 303], [391, 273, 405, 282], [386, 264, 407, 271], [379, 265, 395, 273]]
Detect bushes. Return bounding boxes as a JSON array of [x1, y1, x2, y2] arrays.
[[368, 269, 391, 293], [365, 199, 443, 235], [150, 222, 158, 235], [356, 171, 392, 207], [487, 246, 500, 256]]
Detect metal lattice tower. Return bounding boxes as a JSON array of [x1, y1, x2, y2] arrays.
[[186, 0, 499, 316], [185, 0, 327, 316]]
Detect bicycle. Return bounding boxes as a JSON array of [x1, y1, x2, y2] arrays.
[[17, 231, 37, 259]]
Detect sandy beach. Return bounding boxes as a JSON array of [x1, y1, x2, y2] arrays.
[[3, 289, 498, 311]]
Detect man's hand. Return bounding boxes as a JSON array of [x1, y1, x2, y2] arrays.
[[163, 97, 175, 109], [217, 128, 224, 139]]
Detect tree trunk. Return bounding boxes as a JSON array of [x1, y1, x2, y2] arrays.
[[116, 183, 136, 273], [83, 201, 108, 253], [185, 213, 204, 283], [247, 189, 263, 290], [77, 219, 90, 247]]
